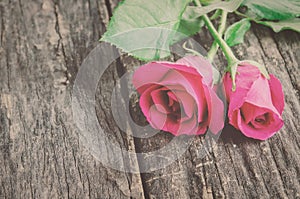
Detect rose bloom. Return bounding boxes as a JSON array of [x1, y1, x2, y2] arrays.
[[223, 63, 284, 140], [132, 55, 224, 136]]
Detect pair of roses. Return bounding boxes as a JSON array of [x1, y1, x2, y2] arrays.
[[133, 55, 284, 140]]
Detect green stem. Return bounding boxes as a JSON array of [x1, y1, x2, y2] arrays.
[[195, 0, 239, 66], [210, 9, 222, 20], [207, 10, 228, 62]]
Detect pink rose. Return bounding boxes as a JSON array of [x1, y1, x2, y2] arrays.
[[132, 55, 224, 136], [223, 63, 284, 140]]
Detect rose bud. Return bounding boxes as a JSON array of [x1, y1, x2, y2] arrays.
[[132, 55, 224, 136], [223, 62, 284, 140]]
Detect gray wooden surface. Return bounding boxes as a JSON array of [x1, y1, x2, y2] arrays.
[[0, 0, 299, 198]]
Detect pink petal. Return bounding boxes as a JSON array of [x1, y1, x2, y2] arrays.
[[176, 113, 198, 135], [148, 105, 168, 130], [139, 85, 158, 121], [150, 89, 168, 109], [244, 76, 280, 116], [173, 90, 195, 118], [250, 113, 272, 129], [167, 90, 179, 103], [176, 55, 213, 86], [240, 102, 268, 124], [164, 117, 180, 136], [237, 109, 284, 140], [159, 69, 207, 122], [268, 75, 284, 114], [223, 65, 261, 118], [205, 87, 225, 134], [132, 62, 170, 93], [229, 109, 239, 129]]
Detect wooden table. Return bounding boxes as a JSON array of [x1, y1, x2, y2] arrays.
[[0, 0, 299, 198]]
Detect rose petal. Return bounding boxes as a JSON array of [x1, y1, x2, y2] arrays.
[[251, 113, 272, 129], [224, 65, 261, 118], [168, 94, 175, 107], [268, 75, 284, 114], [164, 117, 180, 136], [132, 62, 170, 93], [139, 84, 159, 121], [160, 69, 207, 122], [205, 87, 225, 134], [150, 89, 169, 110], [244, 76, 280, 116], [229, 109, 239, 129], [177, 112, 198, 135], [173, 90, 195, 118], [164, 111, 199, 135], [148, 105, 167, 130], [237, 109, 284, 140], [167, 91, 178, 103], [240, 102, 269, 124], [176, 55, 213, 86]]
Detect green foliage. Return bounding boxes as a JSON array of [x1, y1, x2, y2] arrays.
[[225, 19, 251, 47], [257, 18, 300, 33], [200, 0, 221, 6], [174, 12, 205, 44], [243, 0, 300, 21], [186, 0, 243, 17], [101, 0, 300, 62], [242, 0, 300, 33], [101, 0, 204, 61]]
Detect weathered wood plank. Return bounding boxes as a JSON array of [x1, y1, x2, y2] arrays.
[[0, 0, 144, 198]]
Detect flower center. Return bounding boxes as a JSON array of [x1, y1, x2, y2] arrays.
[[254, 113, 269, 124], [166, 91, 181, 120]]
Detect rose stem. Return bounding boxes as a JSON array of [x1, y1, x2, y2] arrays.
[[207, 10, 228, 63], [194, 0, 240, 90], [210, 9, 222, 21], [194, 0, 239, 67]]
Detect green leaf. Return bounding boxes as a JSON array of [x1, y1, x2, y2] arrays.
[[101, 0, 204, 61], [242, 0, 300, 21], [173, 13, 205, 44], [225, 19, 251, 47], [257, 18, 300, 33], [186, 0, 243, 18], [200, 0, 221, 6]]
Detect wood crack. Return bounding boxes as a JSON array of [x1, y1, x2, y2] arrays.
[[53, 1, 69, 84], [86, 174, 92, 198], [0, 6, 4, 47], [5, 49, 10, 91], [104, 0, 113, 18]]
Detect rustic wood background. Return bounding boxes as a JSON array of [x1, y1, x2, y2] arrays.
[[0, 0, 299, 198]]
